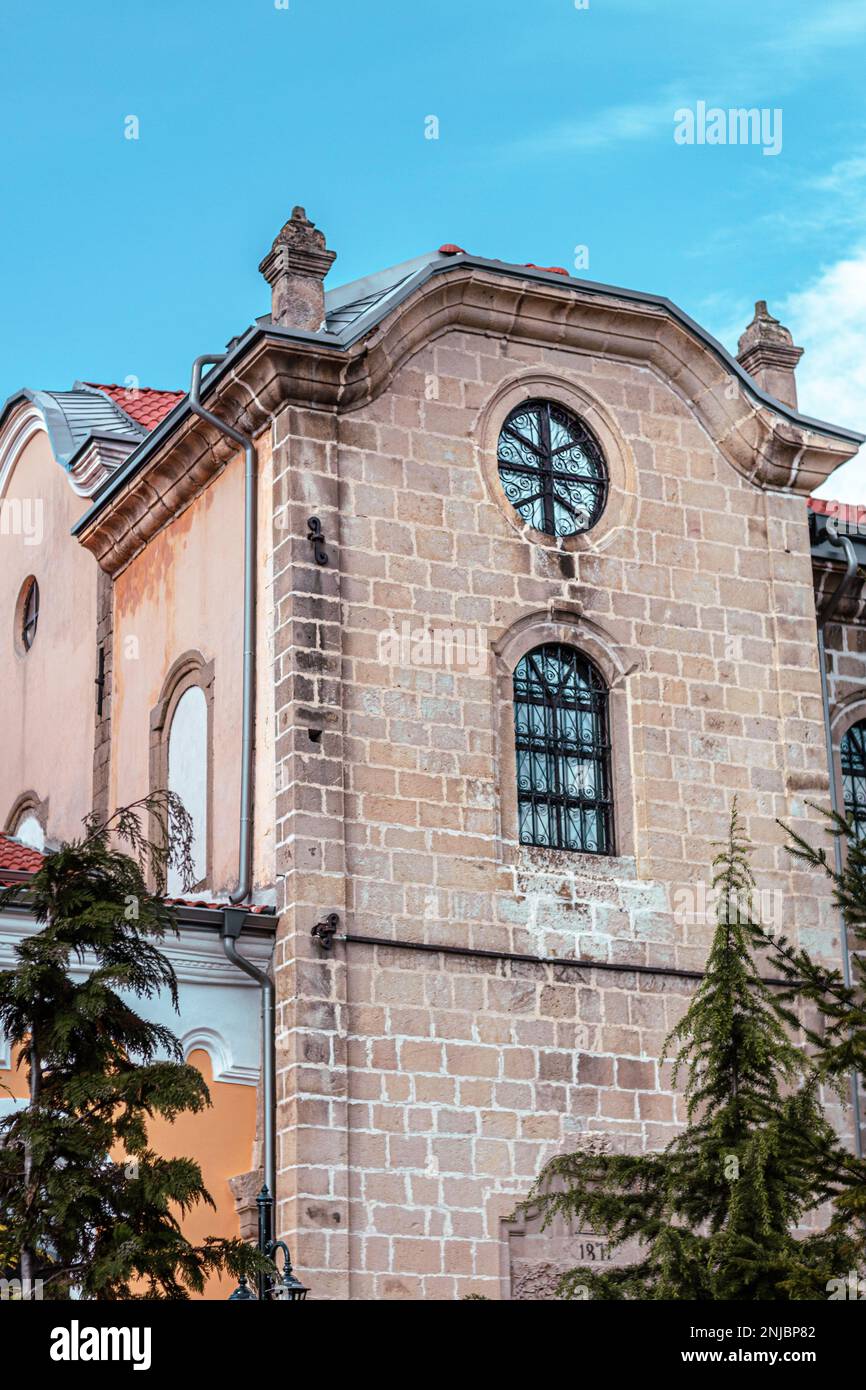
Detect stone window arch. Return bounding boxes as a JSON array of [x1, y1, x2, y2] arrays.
[[150, 652, 214, 894], [5, 791, 48, 851], [476, 371, 637, 555]]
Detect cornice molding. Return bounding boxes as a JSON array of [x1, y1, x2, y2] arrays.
[[0, 913, 270, 1088], [67, 435, 138, 497], [0, 914, 273, 987], [75, 266, 861, 575]]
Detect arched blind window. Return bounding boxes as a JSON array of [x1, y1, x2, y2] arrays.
[[513, 643, 612, 854], [841, 719, 866, 840]]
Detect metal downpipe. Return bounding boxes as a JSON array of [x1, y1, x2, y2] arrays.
[[188, 356, 276, 1202], [816, 521, 862, 1157], [222, 909, 276, 1203]]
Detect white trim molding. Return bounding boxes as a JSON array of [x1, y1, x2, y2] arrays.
[[0, 909, 270, 1088], [181, 1027, 260, 1087], [0, 402, 47, 500]]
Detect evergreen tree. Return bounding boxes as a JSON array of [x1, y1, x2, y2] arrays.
[[520, 801, 856, 1299], [752, 806, 866, 1232], [0, 794, 267, 1299]]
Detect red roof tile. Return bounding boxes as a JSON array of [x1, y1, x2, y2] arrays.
[[0, 847, 274, 915], [85, 383, 184, 432], [0, 833, 43, 874], [163, 896, 276, 916]]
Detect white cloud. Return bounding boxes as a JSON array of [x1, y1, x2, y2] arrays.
[[500, 98, 671, 160], [498, 2, 866, 164], [784, 250, 866, 430], [763, 0, 866, 64], [785, 249, 866, 500]]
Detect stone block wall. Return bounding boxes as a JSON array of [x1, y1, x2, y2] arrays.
[[272, 323, 841, 1298]]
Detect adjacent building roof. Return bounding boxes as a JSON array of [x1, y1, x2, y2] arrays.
[[84, 383, 184, 433], [0, 832, 44, 877], [0, 380, 182, 471], [0, 837, 275, 915]]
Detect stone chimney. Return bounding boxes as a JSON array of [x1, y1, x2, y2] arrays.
[[258, 206, 336, 332], [736, 300, 804, 410]]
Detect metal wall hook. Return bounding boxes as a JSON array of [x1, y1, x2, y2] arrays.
[[307, 516, 329, 565], [311, 912, 340, 950]]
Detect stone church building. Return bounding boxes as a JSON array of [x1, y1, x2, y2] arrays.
[[1, 206, 865, 1298]]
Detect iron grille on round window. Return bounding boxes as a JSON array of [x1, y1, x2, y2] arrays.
[[497, 399, 608, 537], [513, 643, 612, 854], [841, 719, 866, 840]]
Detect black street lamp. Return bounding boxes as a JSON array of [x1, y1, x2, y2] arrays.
[[227, 1186, 309, 1301]]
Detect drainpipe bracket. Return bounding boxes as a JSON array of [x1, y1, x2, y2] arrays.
[[222, 905, 249, 940]]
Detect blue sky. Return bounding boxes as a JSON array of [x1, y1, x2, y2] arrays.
[[1, 0, 865, 452]]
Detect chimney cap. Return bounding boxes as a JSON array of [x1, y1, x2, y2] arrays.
[[737, 299, 800, 358], [258, 206, 336, 331], [259, 206, 336, 287], [736, 299, 804, 410]]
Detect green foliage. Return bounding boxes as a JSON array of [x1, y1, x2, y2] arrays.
[[751, 803, 866, 1230], [520, 800, 855, 1300], [0, 794, 270, 1299]]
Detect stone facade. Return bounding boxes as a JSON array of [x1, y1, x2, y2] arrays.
[[270, 317, 852, 1298]]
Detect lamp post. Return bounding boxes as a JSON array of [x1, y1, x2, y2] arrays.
[[227, 1186, 309, 1301]]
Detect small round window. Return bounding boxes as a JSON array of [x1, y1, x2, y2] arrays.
[[496, 399, 608, 538], [16, 577, 39, 652]]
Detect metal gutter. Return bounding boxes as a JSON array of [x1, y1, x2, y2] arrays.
[[169, 903, 277, 935]]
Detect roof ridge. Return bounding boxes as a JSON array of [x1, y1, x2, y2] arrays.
[[84, 381, 183, 395]]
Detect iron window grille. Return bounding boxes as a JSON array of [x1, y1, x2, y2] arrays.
[[497, 399, 608, 538], [513, 643, 613, 854], [21, 578, 39, 651], [841, 719, 866, 840]]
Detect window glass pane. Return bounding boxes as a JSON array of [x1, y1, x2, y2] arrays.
[[497, 401, 608, 538], [841, 719, 866, 839], [167, 686, 208, 893], [513, 643, 612, 854]]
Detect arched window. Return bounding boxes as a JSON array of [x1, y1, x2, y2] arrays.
[[513, 643, 612, 854], [841, 719, 866, 840], [5, 793, 47, 851], [150, 653, 213, 896], [14, 813, 44, 852], [166, 685, 208, 895], [497, 399, 608, 538]]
